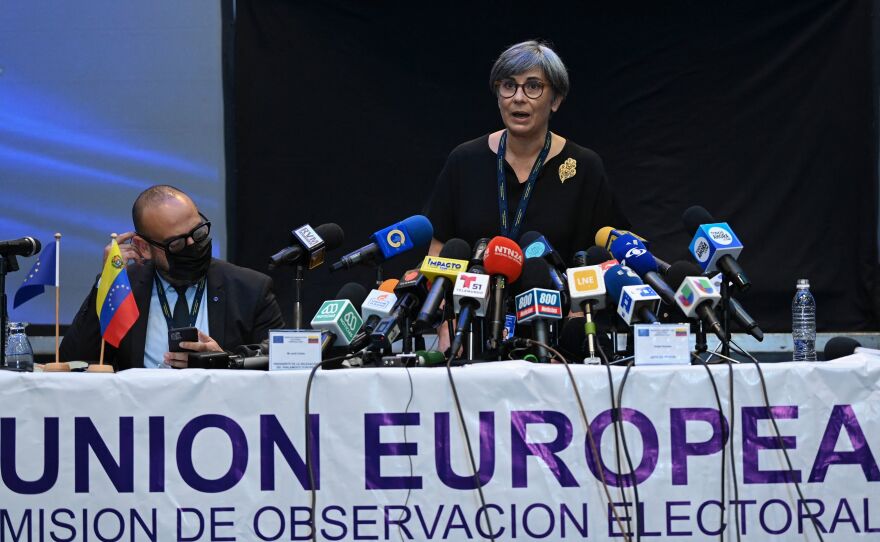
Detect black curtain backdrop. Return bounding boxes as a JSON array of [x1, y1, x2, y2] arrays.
[[232, 0, 878, 333]]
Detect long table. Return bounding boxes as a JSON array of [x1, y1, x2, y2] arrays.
[[0, 356, 878, 541]]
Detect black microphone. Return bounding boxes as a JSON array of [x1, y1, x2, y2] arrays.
[[0, 237, 41, 257], [414, 239, 471, 331], [469, 237, 491, 270], [824, 337, 861, 361], [727, 294, 764, 341], [519, 231, 570, 315], [370, 270, 430, 350], [269, 223, 344, 269], [519, 231, 567, 272]]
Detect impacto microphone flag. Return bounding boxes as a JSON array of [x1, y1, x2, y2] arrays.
[[13, 239, 56, 308], [96, 238, 140, 347]]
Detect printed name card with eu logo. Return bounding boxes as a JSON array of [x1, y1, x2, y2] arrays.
[[269, 330, 322, 371], [634, 324, 691, 366]]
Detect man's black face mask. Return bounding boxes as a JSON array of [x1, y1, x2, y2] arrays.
[[165, 237, 212, 285]]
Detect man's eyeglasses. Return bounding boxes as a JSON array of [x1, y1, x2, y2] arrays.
[[138, 213, 211, 254], [496, 79, 545, 99]]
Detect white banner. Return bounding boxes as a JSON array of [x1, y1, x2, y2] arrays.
[[0, 356, 878, 541]]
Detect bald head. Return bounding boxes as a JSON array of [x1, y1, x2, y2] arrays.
[[132, 185, 195, 236]]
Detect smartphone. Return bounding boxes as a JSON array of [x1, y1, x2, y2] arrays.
[[168, 326, 199, 352]]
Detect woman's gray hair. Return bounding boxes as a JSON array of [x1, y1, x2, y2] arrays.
[[489, 40, 570, 100]]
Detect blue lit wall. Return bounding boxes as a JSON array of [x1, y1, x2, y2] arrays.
[[0, 1, 226, 326]]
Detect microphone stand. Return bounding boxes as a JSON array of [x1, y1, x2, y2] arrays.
[[581, 302, 598, 361], [401, 313, 413, 354], [0, 254, 20, 369], [292, 264, 305, 329], [375, 264, 383, 288], [694, 321, 708, 362], [720, 278, 732, 358]]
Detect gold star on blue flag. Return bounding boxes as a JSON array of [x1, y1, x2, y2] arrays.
[[13, 241, 57, 308]]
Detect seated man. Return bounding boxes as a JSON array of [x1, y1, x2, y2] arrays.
[[61, 185, 285, 369]]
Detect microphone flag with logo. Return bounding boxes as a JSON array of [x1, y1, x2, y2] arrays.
[[96, 238, 140, 347], [13, 238, 56, 308]]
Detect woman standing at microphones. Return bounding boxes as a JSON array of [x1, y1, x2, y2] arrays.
[[424, 39, 628, 262]]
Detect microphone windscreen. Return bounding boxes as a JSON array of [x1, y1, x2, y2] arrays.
[[517, 258, 556, 292], [824, 337, 861, 361], [484, 236, 524, 282], [622, 249, 658, 277], [439, 238, 472, 260], [378, 278, 399, 292], [401, 215, 434, 247], [682, 205, 715, 235], [665, 261, 704, 290], [558, 316, 586, 360], [316, 223, 345, 250], [335, 282, 369, 307], [594, 226, 614, 249], [585, 246, 613, 265], [604, 264, 643, 304], [518, 231, 542, 249]]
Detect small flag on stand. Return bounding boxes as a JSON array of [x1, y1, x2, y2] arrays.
[[96, 236, 139, 348], [13, 240, 57, 308]]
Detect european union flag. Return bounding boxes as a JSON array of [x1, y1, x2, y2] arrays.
[[13, 241, 57, 308]]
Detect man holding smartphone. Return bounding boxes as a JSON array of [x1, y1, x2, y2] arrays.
[[61, 185, 285, 370]]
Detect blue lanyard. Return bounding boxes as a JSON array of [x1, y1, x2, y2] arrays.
[[496, 129, 553, 240], [154, 274, 206, 329]]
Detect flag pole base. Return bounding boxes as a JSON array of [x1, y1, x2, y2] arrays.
[[86, 364, 115, 373], [42, 362, 71, 372]]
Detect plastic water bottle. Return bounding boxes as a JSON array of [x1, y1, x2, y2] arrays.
[[4, 322, 34, 371], [792, 279, 817, 361]]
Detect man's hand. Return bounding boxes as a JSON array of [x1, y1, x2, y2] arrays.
[[104, 231, 145, 266], [164, 330, 223, 368]]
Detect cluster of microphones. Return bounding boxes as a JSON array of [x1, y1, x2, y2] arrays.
[[243, 204, 767, 368]]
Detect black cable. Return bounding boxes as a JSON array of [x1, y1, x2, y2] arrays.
[[304, 353, 358, 542], [397, 362, 416, 542], [614, 360, 642, 542], [704, 348, 742, 542], [596, 343, 636, 540], [692, 352, 729, 542], [444, 352, 496, 541], [530, 338, 633, 542], [727, 339, 826, 542]]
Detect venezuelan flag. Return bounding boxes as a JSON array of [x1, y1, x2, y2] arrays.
[[96, 239, 140, 347]]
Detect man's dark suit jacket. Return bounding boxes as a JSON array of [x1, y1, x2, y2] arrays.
[[60, 259, 286, 370]]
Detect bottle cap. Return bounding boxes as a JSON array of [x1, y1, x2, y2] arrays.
[[797, 278, 810, 288]]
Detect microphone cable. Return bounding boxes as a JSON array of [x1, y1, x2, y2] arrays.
[[606, 356, 643, 542], [395, 360, 416, 542], [304, 352, 359, 542], [691, 351, 731, 542], [726, 338, 826, 542], [519, 338, 634, 542], [704, 346, 743, 542], [444, 352, 497, 541], [595, 341, 639, 540]]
